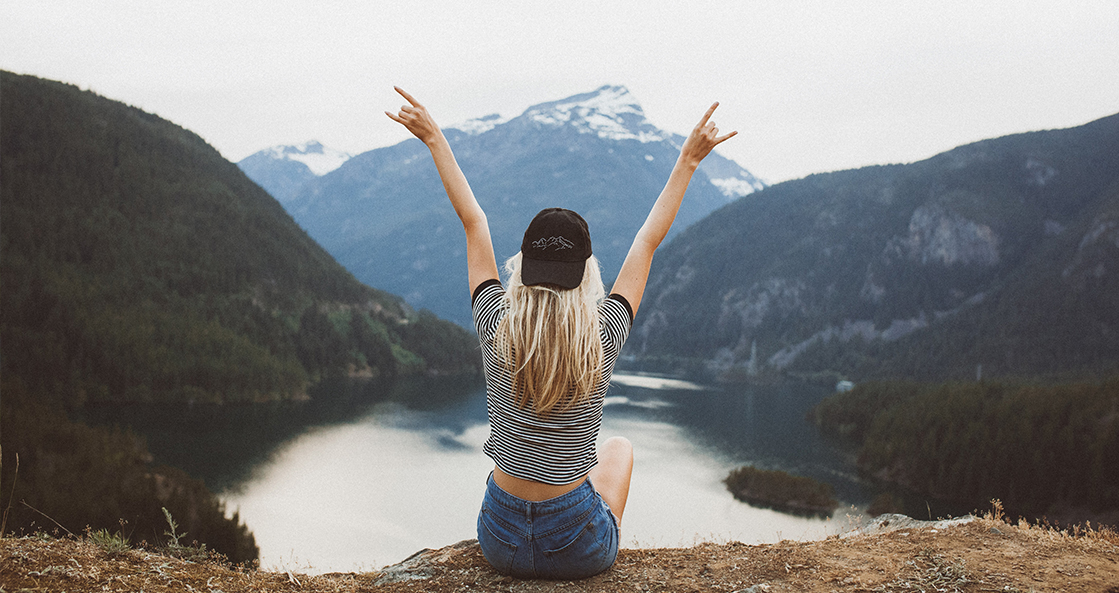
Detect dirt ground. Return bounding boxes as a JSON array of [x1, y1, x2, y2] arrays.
[[3, 513, 1118, 592]]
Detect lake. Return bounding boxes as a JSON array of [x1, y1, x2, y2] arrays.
[[90, 373, 873, 574]]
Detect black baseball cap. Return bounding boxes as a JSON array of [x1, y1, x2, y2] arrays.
[[520, 208, 592, 289]]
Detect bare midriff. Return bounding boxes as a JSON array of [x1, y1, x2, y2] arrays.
[[493, 466, 587, 501]]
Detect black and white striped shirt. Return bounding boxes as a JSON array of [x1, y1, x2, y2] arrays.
[[472, 279, 632, 486]]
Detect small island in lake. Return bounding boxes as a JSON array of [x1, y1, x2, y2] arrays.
[[724, 466, 838, 517]]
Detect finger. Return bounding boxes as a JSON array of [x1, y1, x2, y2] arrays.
[[385, 110, 403, 123], [394, 86, 422, 107], [695, 102, 719, 128], [712, 130, 738, 145]]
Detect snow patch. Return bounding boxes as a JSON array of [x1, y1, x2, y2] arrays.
[[710, 176, 764, 198], [447, 113, 510, 135], [265, 140, 351, 175], [525, 85, 669, 143]]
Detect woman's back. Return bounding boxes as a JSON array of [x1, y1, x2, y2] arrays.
[[473, 275, 632, 486], [387, 86, 734, 579]]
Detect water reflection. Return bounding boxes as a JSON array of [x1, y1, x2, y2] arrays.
[[215, 374, 865, 573], [84, 373, 871, 574], [609, 373, 705, 390], [604, 378, 866, 503], [221, 407, 495, 572], [81, 375, 483, 492]]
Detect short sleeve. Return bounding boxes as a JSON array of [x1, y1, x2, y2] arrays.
[[472, 279, 505, 339], [599, 294, 632, 353], [607, 293, 633, 324]]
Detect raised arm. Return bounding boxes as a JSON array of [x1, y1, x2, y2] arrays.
[[386, 87, 499, 293], [611, 102, 737, 316]]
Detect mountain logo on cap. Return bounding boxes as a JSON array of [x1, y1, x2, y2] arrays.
[[531, 236, 575, 251]]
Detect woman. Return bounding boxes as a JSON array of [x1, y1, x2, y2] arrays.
[[387, 87, 735, 579]]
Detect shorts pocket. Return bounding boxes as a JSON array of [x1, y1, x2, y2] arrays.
[[477, 505, 519, 575], [540, 504, 617, 579]]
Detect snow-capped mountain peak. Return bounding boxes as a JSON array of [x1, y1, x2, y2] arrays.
[[238, 141, 353, 203], [524, 85, 669, 143], [264, 140, 351, 176]]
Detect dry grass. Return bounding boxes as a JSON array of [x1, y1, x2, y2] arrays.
[[3, 505, 1118, 592]]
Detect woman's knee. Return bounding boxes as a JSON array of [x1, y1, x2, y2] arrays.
[[600, 436, 633, 470], [603, 436, 632, 456]]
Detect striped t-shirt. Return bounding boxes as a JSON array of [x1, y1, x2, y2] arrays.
[[471, 279, 632, 486]]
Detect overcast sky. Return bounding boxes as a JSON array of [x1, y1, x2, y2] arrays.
[[4, 1, 1117, 183]]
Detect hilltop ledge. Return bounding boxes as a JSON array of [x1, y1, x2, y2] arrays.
[[3, 514, 1117, 592]]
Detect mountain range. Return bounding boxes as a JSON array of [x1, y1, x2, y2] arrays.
[[633, 113, 1119, 381], [238, 88, 1118, 382], [239, 85, 765, 327]]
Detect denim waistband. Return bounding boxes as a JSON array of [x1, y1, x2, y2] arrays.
[[485, 473, 595, 518]]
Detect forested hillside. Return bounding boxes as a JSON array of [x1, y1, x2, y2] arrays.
[[0, 71, 478, 408], [0, 71, 477, 560], [812, 379, 1119, 523], [634, 113, 1119, 381], [1, 395, 260, 562]]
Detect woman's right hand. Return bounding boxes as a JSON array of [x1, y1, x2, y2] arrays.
[[385, 87, 444, 146], [385, 87, 500, 291], [678, 102, 737, 168]]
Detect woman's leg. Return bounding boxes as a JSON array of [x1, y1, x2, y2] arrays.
[[588, 436, 633, 522]]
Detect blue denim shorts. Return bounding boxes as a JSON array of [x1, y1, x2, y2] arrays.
[[477, 473, 619, 580]]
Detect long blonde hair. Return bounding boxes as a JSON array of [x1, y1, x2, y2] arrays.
[[497, 252, 605, 415]]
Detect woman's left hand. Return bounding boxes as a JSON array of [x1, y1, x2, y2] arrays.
[[679, 102, 737, 167]]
